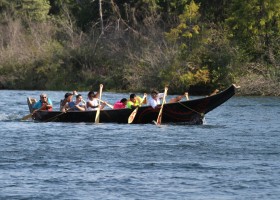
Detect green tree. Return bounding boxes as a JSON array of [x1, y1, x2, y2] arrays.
[[163, 0, 208, 90], [226, 0, 280, 62], [14, 0, 51, 21]]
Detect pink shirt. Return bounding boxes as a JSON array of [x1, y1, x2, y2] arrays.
[[113, 101, 126, 109]]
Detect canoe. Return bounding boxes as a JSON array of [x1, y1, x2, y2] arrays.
[[28, 84, 236, 124]]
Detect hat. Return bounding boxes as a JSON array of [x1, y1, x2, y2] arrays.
[[64, 92, 73, 99]]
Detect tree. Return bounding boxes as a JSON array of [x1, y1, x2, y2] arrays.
[[16, 0, 51, 21], [226, 0, 280, 63]]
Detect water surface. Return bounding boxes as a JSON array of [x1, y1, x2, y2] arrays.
[[0, 90, 279, 199]]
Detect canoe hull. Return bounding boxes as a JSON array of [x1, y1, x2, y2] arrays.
[[32, 84, 236, 124]]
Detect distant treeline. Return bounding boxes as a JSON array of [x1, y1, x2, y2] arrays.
[[0, 0, 279, 95]]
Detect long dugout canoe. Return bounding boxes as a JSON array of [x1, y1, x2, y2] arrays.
[[30, 84, 236, 124]]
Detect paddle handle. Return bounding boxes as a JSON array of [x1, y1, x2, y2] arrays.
[[95, 84, 103, 123], [185, 92, 189, 100], [97, 98, 113, 109]]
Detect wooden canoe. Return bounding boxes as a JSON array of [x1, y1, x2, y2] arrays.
[[28, 84, 236, 124]]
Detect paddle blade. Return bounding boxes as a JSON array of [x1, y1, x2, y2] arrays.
[[156, 111, 162, 125], [128, 107, 138, 124], [155, 87, 168, 125], [95, 108, 100, 123], [21, 113, 33, 120]]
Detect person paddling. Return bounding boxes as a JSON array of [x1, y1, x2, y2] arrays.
[[86, 91, 106, 111], [147, 90, 165, 108], [60, 92, 73, 111], [32, 93, 53, 114], [113, 98, 127, 109], [127, 93, 147, 109], [169, 92, 189, 103], [68, 94, 86, 111]]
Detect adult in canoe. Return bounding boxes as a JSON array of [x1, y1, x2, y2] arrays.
[[86, 91, 106, 111], [60, 92, 73, 111], [33, 93, 53, 112], [147, 90, 164, 108], [113, 98, 128, 109], [68, 94, 86, 111]]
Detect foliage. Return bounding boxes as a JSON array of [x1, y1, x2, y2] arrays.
[[0, 0, 279, 95], [165, 0, 200, 42], [226, 0, 280, 60]]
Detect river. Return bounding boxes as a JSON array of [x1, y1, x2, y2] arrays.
[[0, 90, 279, 199]]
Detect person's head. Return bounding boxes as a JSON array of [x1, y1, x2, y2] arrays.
[[176, 96, 183, 101], [120, 98, 127, 105], [76, 94, 83, 102], [151, 90, 159, 99], [88, 91, 98, 99], [40, 93, 48, 102], [130, 94, 136, 102], [64, 93, 73, 102]]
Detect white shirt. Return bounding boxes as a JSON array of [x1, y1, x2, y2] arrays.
[[87, 98, 99, 111], [147, 93, 164, 108]]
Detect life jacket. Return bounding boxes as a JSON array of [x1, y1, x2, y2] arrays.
[[41, 100, 53, 111]]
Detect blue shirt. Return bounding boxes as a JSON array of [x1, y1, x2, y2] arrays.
[[68, 101, 85, 111], [33, 99, 53, 109]]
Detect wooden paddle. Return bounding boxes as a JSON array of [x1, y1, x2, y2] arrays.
[[155, 86, 168, 125], [185, 92, 189, 100], [97, 98, 113, 109], [128, 94, 147, 124], [21, 104, 46, 120], [95, 84, 103, 123], [44, 107, 75, 122], [21, 113, 33, 120]]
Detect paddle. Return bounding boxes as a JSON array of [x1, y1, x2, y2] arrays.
[[95, 84, 103, 123], [21, 113, 33, 120], [185, 92, 189, 100], [21, 104, 46, 120], [44, 107, 75, 122], [128, 93, 147, 124], [97, 98, 113, 109], [155, 86, 168, 125]]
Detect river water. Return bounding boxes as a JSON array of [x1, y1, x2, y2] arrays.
[[0, 90, 279, 199]]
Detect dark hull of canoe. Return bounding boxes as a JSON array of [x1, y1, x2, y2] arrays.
[[33, 85, 236, 124]]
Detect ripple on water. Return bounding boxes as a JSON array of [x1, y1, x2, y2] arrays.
[[0, 92, 280, 199]]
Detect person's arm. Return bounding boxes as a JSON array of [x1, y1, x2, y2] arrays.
[[142, 93, 147, 104], [100, 102, 107, 110], [75, 104, 86, 111], [45, 98, 53, 110], [60, 99, 67, 111], [136, 93, 147, 105], [61, 103, 71, 112], [169, 97, 176, 103], [32, 101, 46, 114]]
